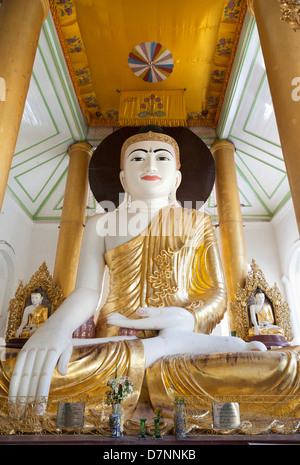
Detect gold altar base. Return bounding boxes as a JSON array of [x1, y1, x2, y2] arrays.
[[1, 394, 300, 437]]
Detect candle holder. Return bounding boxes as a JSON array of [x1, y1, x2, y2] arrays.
[[153, 410, 162, 439], [138, 418, 147, 438]]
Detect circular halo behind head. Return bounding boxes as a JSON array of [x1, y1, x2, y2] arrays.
[[89, 126, 215, 210]]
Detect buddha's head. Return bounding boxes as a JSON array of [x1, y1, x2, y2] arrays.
[[254, 289, 265, 306], [30, 288, 43, 306], [119, 127, 182, 203]]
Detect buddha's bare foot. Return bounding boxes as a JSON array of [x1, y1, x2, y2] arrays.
[[247, 341, 267, 351]]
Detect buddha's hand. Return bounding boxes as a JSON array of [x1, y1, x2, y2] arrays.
[[108, 307, 195, 331], [8, 322, 73, 415]]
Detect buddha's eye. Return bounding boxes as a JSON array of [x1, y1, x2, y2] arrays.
[[156, 155, 170, 161], [130, 156, 145, 162]]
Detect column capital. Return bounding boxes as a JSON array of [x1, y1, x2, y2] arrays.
[[68, 141, 94, 159], [210, 139, 235, 154], [39, 0, 50, 22]]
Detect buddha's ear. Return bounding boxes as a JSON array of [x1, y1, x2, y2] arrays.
[[175, 170, 182, 190], [119, 170, 126, 191]]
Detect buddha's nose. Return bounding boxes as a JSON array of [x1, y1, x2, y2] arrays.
[[145, 154, 158, 172]]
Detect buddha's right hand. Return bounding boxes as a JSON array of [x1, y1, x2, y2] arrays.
[[8, 323, 73, 415]]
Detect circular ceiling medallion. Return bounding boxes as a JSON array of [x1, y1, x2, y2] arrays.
[[128, 42, 174, 83]]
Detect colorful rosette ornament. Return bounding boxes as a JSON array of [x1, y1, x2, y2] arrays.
[[128, 42, 174, 83]]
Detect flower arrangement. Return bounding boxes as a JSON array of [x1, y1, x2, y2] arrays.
[[105, 365, 134, 406]]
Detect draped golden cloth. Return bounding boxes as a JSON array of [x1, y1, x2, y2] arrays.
[[118, 90, 186, 127], [0, 340, 145, 419], [17, 305, 49, 338], [146, 348, 300, 422], [96, 206, 227, 338]]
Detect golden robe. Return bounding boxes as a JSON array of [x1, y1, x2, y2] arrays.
[[96, 206, 227, 338], [18, 305, 49, 338], [1, 207, 300, 433]]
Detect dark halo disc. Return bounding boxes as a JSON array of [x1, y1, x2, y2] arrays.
[[89, 126, 215, 210]]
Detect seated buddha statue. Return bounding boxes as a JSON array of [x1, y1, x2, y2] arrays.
[[14, 289, 49, 339], [4, 127, 300, 428], [249, 289, 284, 337]]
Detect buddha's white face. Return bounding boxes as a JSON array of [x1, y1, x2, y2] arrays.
[[254, 292, 265, 305], [121, 140, 181, 201], [31, 293, 42, 306]]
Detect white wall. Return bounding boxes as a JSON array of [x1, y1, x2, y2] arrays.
[[244, 221, 283, 291], [0, 190, 33, 337], [271, 199, 299, 277], [271, 199, 300, 340], [24, 222, 59, 284], [0, 190, 60, 338]]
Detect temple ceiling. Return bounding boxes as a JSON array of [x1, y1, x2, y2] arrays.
[[49, 0, 247, 128], [6, 2, 291, 223]]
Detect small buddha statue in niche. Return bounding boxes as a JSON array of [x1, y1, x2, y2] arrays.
[[248, 289, 284, 336], [15, 288, 49, 339]]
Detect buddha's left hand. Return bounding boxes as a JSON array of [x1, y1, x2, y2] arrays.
[[107, 306, 195, 331]]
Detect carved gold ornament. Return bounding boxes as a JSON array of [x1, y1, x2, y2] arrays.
[[231, 259, 293, 342], [278, 0, 300, 31], [5, 262, 64, 342]]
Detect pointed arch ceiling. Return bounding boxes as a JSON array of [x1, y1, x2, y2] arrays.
[[50, 0, 247, 127]]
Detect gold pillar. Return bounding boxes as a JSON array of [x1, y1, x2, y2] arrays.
[[210, 140, 248, 332], [248, 0, 300, 234], [0, 0, 49, 211], [53, 142, 93, 297]]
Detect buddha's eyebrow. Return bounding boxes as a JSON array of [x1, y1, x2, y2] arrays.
[[128, 148, 148, 157], [127, 147, 173, 157], [153, 148, 173, 155]]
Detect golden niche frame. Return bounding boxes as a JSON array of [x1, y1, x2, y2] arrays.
[[5, 261, 65, 343], [231, 259, 293, 342]]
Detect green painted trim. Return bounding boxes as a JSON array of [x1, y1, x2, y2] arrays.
[[236, 150, 286, 201], [226, 43, 261, 140], [6, 185, 34, 220], [53, 193, 64, 211], [217, 14, 256, 137], [11, 138, 72, 169], [236, 148, 286, 175], [33, 163, 68, 220], [13, 71, 59, 157], [235, 162, 272, 216], [37, 43, 77, 142], [231, 135, 284, 163], [272, 191, 291, 216], [14, 152, 67, 204], [243, 72, 281, 149], [42, 19, 87, 141]]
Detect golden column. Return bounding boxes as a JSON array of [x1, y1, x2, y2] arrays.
[[248, 0, 300, 233], [0, 0, 49, 211], [210, 140, 248, 333], [53, 142, 93, 298]]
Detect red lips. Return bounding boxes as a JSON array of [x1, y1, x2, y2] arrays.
[[141, 175, 161, 181]]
